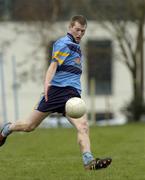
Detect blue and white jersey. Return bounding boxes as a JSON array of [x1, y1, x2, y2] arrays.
[[50, 33, 83, 93]]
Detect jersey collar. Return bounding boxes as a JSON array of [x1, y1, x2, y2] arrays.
[[67, 33, 78, 44]]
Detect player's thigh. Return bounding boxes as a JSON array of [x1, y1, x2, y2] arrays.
[[26, 110, 49, 127]]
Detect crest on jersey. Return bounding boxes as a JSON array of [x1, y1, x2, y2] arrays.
[[75, 58, 81, 64]]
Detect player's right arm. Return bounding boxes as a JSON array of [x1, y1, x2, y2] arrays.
[[44, 41, 70, 101], [44, 61, 58, 102]]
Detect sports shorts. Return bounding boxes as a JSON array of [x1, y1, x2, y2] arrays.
[[35, 85, 81, 116]]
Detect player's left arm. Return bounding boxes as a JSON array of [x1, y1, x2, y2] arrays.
[[44, 61, 58, 102]]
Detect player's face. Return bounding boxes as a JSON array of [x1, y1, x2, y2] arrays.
[[69, 22, 86, 43]]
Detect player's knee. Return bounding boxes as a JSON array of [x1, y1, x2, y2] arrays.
[[23, 123, 36, 132], [77, 121, 89, 134]]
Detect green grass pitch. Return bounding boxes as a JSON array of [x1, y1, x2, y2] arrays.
[[0, 123, 145, 180]]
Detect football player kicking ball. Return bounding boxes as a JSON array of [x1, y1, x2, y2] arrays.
[[0, 15, 112, 170]]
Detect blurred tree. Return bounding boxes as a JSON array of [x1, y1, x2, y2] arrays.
[[12, 0, 61, 22], [81, 0, 145, 121], [0, 0, 11, 20], [10, 0, 62, 83], [0, 0, 144, 121]]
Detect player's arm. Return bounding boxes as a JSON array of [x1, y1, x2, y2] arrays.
[[44, 61, 58, 101], [44, 42, 70, 101]]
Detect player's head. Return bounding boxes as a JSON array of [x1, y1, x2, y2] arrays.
[[68, 15, 87, 43]]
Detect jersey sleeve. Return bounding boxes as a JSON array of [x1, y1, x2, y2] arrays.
[[51, 43, 70, 66]]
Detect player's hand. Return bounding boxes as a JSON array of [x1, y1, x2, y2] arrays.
[[44, 83, 51, 102]]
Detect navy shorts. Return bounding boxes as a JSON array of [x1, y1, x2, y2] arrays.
[[35, 86, 81, 116]]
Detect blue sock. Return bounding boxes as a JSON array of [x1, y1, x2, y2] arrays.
[[82, 152, 94, 165], [1, 123, 12, 137]]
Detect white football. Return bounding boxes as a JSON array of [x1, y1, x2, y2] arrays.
[[65, 97, 86, 118]]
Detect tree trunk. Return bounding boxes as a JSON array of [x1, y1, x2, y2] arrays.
[[132, 68, 143, 121], [140, 10, 145, 110]]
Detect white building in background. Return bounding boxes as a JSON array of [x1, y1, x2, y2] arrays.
[[0, 21, 144, 125]]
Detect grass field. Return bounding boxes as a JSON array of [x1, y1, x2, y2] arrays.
[[0, 123, 145, 180]]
